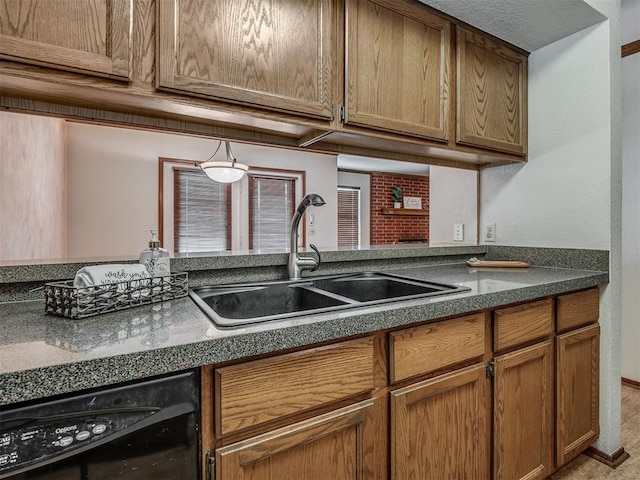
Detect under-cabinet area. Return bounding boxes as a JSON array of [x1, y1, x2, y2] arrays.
[[199, 287, 600, 480]]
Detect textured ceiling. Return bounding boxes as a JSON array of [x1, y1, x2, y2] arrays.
[[418, 0, 607, 52], [338, 154, 430, 175]]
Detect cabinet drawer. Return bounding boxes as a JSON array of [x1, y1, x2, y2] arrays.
[[215, 337, 374, 436], [557, 288, 599, 332], [390, 313, 485, 383], [494, 298, 554, 352]]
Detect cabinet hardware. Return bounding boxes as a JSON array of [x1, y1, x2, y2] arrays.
[[486, 360, 495, 379], [339, 105, 346, 123], [206, 450, 215, 480]]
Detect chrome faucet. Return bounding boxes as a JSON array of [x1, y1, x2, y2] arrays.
[[288, 193, 325, 279]]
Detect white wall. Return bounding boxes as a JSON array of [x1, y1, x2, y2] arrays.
[[480, 1, 622, 456], [621, 0, 640, 382], [337, 171, 371, 247], [429, 166, 478, 245], [0, 112, 66, 261], [481, 25, 611, 248], [66, 123, 338, 258]]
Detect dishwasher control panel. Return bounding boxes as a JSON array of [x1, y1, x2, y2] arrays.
[[0, 419, 113, 471]]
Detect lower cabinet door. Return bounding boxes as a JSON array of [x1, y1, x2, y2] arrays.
[[216, 399, 376, 480], [494, 340, 554, 480], [390, 363, 490, 480], [556, 323, 600, 466]]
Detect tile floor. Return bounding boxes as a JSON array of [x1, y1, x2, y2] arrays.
[[550, 383, 639, 479]]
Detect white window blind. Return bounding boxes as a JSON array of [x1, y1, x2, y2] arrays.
[[250, 175, 295, 251], [338, 186, 361, 248], [174, 168, 231, 254]]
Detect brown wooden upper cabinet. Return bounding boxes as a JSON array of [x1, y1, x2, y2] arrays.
[[344, 0, 451, 141], [457, 26, 528, 155], [156, 0, 335, 119], [0, 0, 132, 81]]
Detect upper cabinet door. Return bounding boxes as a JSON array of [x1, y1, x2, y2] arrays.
[[457, 27, 528, 155], [156, 0, 335, 119], [0, 0, 132, 81], [344, 0, 451, 141]]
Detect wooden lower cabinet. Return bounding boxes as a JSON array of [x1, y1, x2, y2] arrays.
[[204, 291, 601, 480], [556, 323, 600, 466], [390, 363, 490, 480], [494, 340, 554, 480], [216, 399, 376, 480]]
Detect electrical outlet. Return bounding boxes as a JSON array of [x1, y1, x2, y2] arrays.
[[453, 224, 464, 242], [484, 223, 497, 242]]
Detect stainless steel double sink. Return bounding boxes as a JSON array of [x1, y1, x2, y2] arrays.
[[189, 272, 470, 327]]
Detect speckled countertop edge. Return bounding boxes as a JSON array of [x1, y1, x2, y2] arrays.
[[0, 261, 608, 406], [0, 245, 488, 283]]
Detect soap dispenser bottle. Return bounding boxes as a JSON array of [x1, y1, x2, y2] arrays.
[[140, 229, 170, 277]]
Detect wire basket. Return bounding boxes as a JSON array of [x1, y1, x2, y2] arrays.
[[44, 272, 189, 319]]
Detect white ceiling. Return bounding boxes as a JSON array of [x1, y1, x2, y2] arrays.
[[418, 0, 607, 52], [337, 154, 430, 175]]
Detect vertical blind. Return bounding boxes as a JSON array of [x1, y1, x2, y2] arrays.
[[174, 168, 231, 254], [249, 175, 295, 251], [338, 186, 361, 248]]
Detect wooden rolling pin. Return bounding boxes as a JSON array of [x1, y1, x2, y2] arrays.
[[466, 260, 530, 268]]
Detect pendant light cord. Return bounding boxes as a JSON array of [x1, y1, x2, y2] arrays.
[[204, 140, 223, 162]]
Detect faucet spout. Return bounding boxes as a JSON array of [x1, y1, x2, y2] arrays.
[[288, 194, 325, 279]]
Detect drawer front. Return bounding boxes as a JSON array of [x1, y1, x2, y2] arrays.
[[557, 288, 600, 332], [390, 313, 485, 383], [494, 298, 554, 352], [215, 337, 374, 436]]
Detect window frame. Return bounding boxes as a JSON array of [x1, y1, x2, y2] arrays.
[[160, 159, 306, 255], [173, 166, 232, 254], [243, 167, 305, 252], [337, 185, 361, 248], [248, 174, 296, 252]]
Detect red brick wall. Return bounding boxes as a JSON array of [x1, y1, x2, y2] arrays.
[[370, 173, 429, 245]]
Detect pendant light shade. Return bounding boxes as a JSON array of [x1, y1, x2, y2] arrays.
[[199, 141, 248, 183]]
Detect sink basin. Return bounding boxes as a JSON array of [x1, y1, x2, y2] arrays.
[[189, 272, 470, 327], [310, 272, 455, 302], [191, 283, 352, 322]]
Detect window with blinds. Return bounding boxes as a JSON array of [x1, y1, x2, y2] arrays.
[[338, 186, 361, 248], [249, 175, 296, 251], [174, 168, 231, 254]]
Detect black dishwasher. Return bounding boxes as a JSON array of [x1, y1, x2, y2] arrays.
[[0, 370, 200, 479]]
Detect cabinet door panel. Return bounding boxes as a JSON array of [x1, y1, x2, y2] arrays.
[[556, 324, 600, 466], [157, 0, 334, 119], [0, 0, 132, 80], [494, 298, 554, 352], [494, 340, 553, 480], [390, 312, 485, 383], [457, 27, 527, 155], [390, 363, 490, 480], [215, 337, 374, 436], [556, 288, 599, 332], [345, 0, 451, 140], [217, 399, 376, 480]]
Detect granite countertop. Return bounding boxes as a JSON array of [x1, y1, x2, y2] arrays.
[[0, 262, 608, 406]]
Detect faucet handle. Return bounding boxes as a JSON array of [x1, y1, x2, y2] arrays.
[[309, 244, 321, 272]]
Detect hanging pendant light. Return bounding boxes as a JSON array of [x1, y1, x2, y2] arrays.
[[199, 141, 249, 183]]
